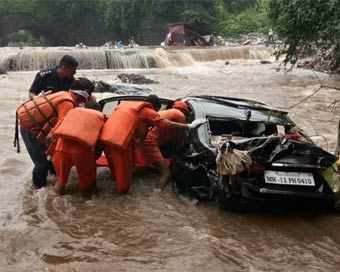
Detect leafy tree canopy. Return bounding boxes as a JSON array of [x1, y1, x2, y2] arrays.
[[268, 0, 340, 72], [0, 0, 271, 44]]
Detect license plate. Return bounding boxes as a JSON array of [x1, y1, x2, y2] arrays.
[[264, 170, 315, 186]]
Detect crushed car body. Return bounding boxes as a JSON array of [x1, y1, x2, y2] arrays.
[[169, 95, 340, 210]]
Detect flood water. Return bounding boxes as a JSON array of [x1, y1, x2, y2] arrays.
[[1, 46, 340, 271]]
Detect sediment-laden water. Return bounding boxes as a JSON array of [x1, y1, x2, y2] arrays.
[[1, 46, 340, 272]]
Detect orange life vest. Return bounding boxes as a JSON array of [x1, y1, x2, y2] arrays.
[[53, 108, 105, 149], [99, 101, 154, 149], [156, 109, 186, 146], [17, 91, 76, 135]]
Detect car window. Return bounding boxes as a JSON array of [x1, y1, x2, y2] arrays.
[[207, 117, 279, 146], [102, 100, 119, 117], [100, 96, 174, 117]]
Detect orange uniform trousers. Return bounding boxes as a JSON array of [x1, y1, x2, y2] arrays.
[[103, 145, 134, 192], [102, 105, 175, 191], [52, 138, 97, 189]]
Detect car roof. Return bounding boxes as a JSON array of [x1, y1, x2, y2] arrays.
[[98, 94, 294, 126], [183, 95, 293, 125]]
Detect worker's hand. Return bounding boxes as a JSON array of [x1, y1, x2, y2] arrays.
[[33, 90, 52, 99], [89, 95, 97, 102], [188, 118, 207, 130]]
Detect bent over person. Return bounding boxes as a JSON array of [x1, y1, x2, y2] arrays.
[[135, 101, 192, 190], [17, 78, 94, 188], [100, 95, 206, 193], [50, 102, 104, 195]]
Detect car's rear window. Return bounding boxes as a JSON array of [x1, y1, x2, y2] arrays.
[[208, 117, 278, 145]]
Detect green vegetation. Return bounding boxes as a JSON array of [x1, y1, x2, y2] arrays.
[[7, 30, 48, 46], [213, 1, 269, 38], [0, 0, 271, 44], [0, 0, 57, 21], [1, 0, 340, 72], [268, 0, 340, 72]]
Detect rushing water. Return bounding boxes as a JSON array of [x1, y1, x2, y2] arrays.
[[1, 46, 340, 271]]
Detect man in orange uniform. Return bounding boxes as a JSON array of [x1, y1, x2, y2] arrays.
[[135, 101, 192, 190], [51, 102, 104, 195], [100, 95, 206, 193]]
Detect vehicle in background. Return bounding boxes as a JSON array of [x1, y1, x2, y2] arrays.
[[162, 22, 214, 46]]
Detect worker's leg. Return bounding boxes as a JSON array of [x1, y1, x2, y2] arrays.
[[104, 146, 133, 192], [73, 152, 97, 194], [153, 160, 172, 190], [138, 137, 169, 189], [52, 151, 73, 195], [103, 148, 115, 179], [20, 127, 49, 188]]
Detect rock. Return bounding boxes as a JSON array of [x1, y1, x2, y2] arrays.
[[94, 80, 151, 95], [260, 60, 271, 64], [117, 73, 158, 84], [75, 43, 87, 49], [0, 68, 7, 75], [242, 39, 251, 45]]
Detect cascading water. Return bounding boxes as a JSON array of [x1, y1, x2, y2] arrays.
[[0, 46, 273, 71]]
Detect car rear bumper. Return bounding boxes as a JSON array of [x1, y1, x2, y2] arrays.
[[242, 181, 336, 200]]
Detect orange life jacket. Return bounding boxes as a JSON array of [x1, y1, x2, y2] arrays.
[[17, 91, 76, 132], [156, 109, 186, 146], [13, 92, 76, 151], [99, 101, 154, 149], [53, 108, 105, 150]]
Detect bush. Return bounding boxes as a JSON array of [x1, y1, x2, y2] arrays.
[[7, 29, 48, 46]]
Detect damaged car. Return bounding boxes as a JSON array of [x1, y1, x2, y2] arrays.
[[99, 95, 340, 211], [170, 95, 340, 211]]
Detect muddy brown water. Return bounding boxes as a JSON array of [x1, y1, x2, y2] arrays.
[[1, 47, 340, 271]]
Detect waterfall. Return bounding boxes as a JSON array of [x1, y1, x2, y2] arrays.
[[0, 46, 273, 71]]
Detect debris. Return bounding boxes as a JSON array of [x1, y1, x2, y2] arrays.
[[75, 43, 87, 49], [94, 80, 151, 95], [117, 73, 158, 84], [163, 22, 214, 46], [215, 137, 252, 177]]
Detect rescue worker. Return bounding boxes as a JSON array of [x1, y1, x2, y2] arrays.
[[19, 78, 94, 188], [50, 102, 104, 195], [135, 101, 192, 190], [28, 55, 78, 100], [268, 28, 274, 44], [100, 94, 206, 193]]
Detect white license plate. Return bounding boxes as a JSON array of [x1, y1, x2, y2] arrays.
[[264, 170, 315, 186]]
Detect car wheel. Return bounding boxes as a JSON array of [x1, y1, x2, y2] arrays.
[[215, 175, 243, 211]]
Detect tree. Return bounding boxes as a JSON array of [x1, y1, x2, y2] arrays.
[[0, 0, 272, 45], [212, 0, 269, 38], [92, 0, 143, 40], [268, 0, 340, 72]]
